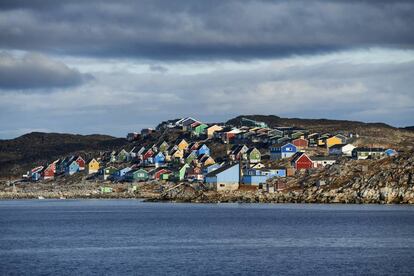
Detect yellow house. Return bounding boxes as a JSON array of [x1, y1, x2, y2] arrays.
[[326, 136, 343, 148], [87, 158, 100, 174], [177, 139, 189, 151], [206, 125, 223, 138], [171, 148, 184, 159], [202, 156, 216, 166]]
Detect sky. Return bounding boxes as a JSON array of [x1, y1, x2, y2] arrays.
[[0, 0, 413, 139]]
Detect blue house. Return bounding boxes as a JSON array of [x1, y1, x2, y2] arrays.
[[270, 143, 297, 160], [242, 167, 286, 186], [112, 167, 132, 181], [197, 144, 210, 156], [153, 152, 166, 165], [385, 149, 398, 157], [65, 160, 80, 175], [203, 163, 221, 175], [205, 163, 240, 191]]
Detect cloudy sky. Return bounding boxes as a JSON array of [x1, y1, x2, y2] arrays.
[[0, 0, 413, 138]]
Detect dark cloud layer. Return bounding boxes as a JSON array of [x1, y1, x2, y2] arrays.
[[0, 0, 413, 60], [0, 53, 90, 89]]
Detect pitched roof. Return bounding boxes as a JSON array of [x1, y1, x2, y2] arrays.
[[205, 163, 238, 177]]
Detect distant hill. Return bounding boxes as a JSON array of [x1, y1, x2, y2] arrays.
[[226, 115, 395, 132], [0, 132, 127, 177], [401, 126, 414, 132]]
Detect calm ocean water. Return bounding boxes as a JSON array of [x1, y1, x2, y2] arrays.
[[0, 200, 413, 275]]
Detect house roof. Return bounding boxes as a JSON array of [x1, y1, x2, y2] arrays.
[[329, 143, 347, 149], [354, 147, 385, 152], [205, 163, 238, 177], [291, 152, 311, 163], [311, 156, 337, 161]]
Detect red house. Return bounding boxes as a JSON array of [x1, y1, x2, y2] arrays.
[[43, 163, 55, 180], [292, 138, 309, 149], [143, 149, 154, 161], [153, 168, 171, 180], [291, 152, 313, 170], [75, 156, 85, 171]]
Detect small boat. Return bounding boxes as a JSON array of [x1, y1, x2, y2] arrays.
[[38, 196, 45, 200]]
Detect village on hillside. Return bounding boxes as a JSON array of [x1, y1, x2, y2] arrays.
[[23, 117, 399, 194]]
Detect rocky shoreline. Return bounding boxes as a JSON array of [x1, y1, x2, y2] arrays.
[[1, 153, 413, 204]]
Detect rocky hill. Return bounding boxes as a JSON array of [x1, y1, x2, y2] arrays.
[[0, 132, 127, 178]]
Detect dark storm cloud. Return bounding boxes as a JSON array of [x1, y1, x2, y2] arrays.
[[0, 53, 91, 90], [0, 0, 413, 60]]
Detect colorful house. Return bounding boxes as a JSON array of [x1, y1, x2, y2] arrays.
[[153, 168, 171, 180], [65, 160, 80, 175], [177, 139, 189, 151], [385, 148, 398, 157], [74, 156, 85, 171], [153, 152, 166, 165], [246, 147, 261, 163], [205, 163, 240, 191], [198, 155, 215, 167], [270, 143, 297, 161], [203, 163, 221, 175], [352, 148, 385, 160], [197, 144, 210, 156], [311, 156, 337, 168], [170, 148, 184, 160], [142, 148, 154, 163], [206, 125, 223, 138], [117, 149, 129, 162], [125, 169, 149, 182], [326, 136, 343, 148], [185, 151, 197, 164], [177, 164, 190, 181], [329, 144, 355, 157], [156, 141, 169, 153], [193, 123, 208, 136], [43, 163, 55, 180], [101, 166, 117, 180], [292, 138, 308, 149], [291, 152, 313, 170], [112, 167, 132, 181], [87, 158, 100, 174]]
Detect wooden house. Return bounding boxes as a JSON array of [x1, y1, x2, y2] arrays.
[[125, 168, 149, 182], [43, 163, 55, 180], [198, 154, 215, 167], [153, 152, 166, 166], [311, 156, 337, 168], [177, 164, 190, 181], [177, 139, 189, 151], [155, 141, 169, 153], [87, 158, 100, 174], [270, 143, 297, 161], [153, 168, 171, 180], [246, 147, 261, 163], [117, 149, 129, 162], [74, 156, 85, 171], [291, 152, 313, 170], [206, 125, 223, 138], [292, 138, 308, 149], [197, 144, 210, 156], [185, 151, 197, 164], [326, 136, 343, 148], [101, 166, 117, 180], [352, 148, 385, 160], [187, 167, 204, 181], [112, 167, 132, 181], [230, 145, 249, 161], [385, 149, 398, 157], [193, 123, 208, 136], [329, 144, 355, 157], [65, 160, 80, 175], [31, 166, 44, 181], [205, 163, 240, 191]]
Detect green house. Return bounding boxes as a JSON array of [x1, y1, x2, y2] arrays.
[[247, 148, 261, 163], [177, 164, 189, 181], [100, 187, 113, 193], [193, 123, 208, 136], [102, 166, 117, 180], [290, 131, 304, 140], [158, 141, 169, 153], [185, 152, 197, 164], [160, 172, 171, 181], [117, 149, 129, 162], [126, 169, 149, 181]]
